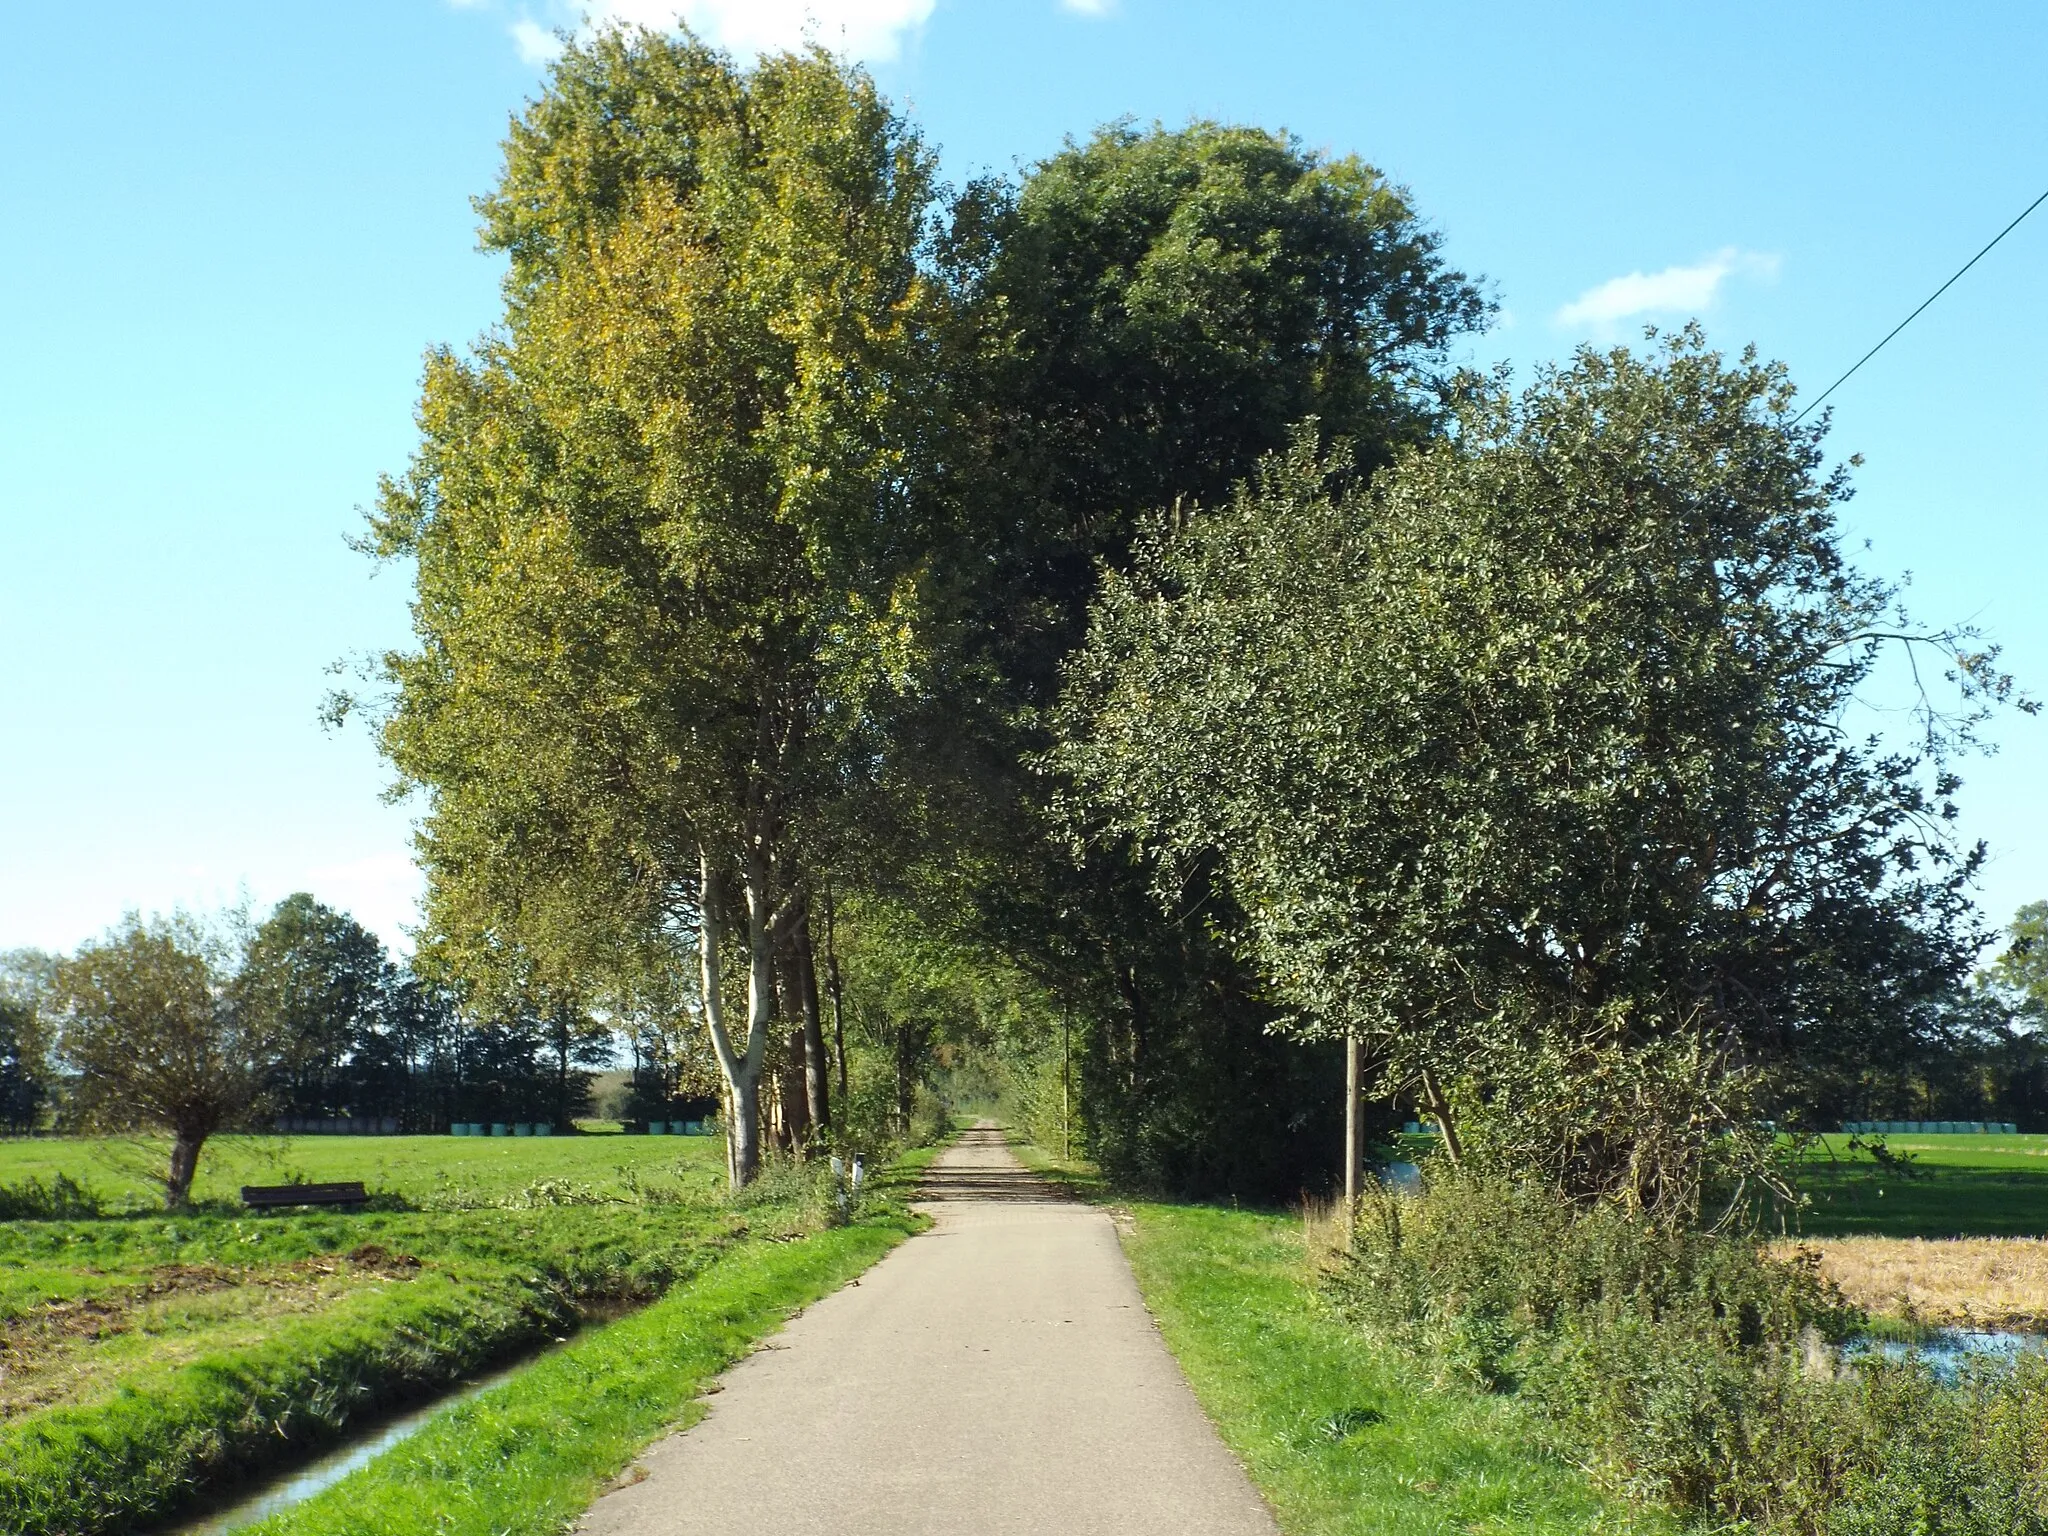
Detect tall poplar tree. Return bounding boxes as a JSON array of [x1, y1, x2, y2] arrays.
[[365, 32, 947, 1183]]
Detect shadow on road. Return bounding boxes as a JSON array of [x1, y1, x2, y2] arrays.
[[915, 1126, 1069, 1205]]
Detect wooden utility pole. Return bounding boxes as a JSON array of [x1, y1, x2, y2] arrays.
[[1061, 1003, 1072, 1162], [822, 884, 849, 1102], [1344, 1033, 1363, 1221]]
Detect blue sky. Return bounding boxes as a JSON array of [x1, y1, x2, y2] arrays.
[[2, 0, 2042, 956]]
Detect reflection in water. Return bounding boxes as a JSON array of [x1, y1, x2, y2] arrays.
[[1847, 1328, 2048, 1381], [168, 1354, 537, 1535]]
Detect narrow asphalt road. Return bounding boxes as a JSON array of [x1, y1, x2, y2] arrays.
[[577, 1123, 1280, 1536]]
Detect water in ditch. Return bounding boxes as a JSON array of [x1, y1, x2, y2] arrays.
[[1846, 1327, 2048, 1381], [164, 1353, 538, 1535]]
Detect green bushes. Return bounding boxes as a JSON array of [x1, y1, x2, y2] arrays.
[[1332, 1176, 2048, 1533], [0, 1171, 102, 1219]]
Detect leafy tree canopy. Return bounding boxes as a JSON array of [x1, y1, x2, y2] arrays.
[[363, 30, 953, 1181], [1057, 331, 2017, 1213], [53, 913, 279, 1207], [1990, 901, 2048, 1025]]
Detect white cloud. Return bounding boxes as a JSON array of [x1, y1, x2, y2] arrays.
[[1555, 248, 1779, 330], [580, 0, 936, 61], [1061, 0, 1115, 15], [511, 18, 567, 62]]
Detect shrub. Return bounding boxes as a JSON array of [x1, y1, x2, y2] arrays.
[[0, 1172, 103, 1219], [1330, 1175, 2048, 1533]]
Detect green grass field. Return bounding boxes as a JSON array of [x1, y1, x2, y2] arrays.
[[1782, 1133, 2048, 1238], [0, 1129, 912, 1536], [0, 1127, 726, 1211]]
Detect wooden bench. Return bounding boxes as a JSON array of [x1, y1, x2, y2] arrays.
[[241, 1181, 369, 1210]]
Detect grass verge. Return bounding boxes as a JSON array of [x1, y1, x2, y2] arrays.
[[1120, 1203, 1669, 1536], [1005, 1135, 1662, 1535], [243, 1210, 920, 1536]]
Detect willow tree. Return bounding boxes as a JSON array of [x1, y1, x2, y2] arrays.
[[56, 914, 274, 1208], [365, 32, 947, 1183]]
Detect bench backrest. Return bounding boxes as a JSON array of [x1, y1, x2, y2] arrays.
[[241, 1182, 369, 1208]]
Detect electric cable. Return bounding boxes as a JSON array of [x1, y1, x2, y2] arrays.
[[1793, 182, 2048, 423]]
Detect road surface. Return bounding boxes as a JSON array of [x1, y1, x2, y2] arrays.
[[577, 1123, 1279, 1536]]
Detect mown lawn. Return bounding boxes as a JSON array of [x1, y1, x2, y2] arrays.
[[0, 1126, 725, 1210], [1784, 1133, 2048, 1238]]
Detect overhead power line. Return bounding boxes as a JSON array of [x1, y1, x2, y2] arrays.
[[1792, 182, 2048, 423]]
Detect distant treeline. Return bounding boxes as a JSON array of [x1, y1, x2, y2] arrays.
[[0, 892, 720, 1139]]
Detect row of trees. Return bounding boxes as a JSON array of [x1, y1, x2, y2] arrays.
[[8, 31, 2034, 1208], [0, 878, 1029, 1206], [0, 897, 610, 1204], [343, 27, 2037, 1202], [356, 29, 1486, 1190]]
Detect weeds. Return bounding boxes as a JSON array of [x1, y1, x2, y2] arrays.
[[0, 1173, 103, 1220], [1331, 1173, 2048, 1533]]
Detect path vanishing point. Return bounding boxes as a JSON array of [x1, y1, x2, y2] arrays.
[[578, 1122, 1280, 1536]]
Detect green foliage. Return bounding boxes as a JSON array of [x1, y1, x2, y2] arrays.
[[1335, 1177, 1855, 1389], [0, 951, 57, 1132], [833, 896, 1040, 1136], [1059, 332, 2010, 1212], [1120, 1201, 1666, 1535], [239, 894, 389, 1112], [1991, 902, 2048, 1025], [52, 911, 279, 1206], [917, 119, 1490, 1205], [365, 30, 961, 1182], [961, 119, 1489, 697], [1333, 1176, 2048, 1532], [0, 1172, 102, 1220]]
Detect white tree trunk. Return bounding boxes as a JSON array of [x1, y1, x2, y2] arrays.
[[698, 848, 768, 1187]]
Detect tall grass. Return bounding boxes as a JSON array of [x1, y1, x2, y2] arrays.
[[1333, 1174, 2048, 1534]]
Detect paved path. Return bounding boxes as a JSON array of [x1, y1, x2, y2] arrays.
[[578, 1123, 1279, 1536]]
